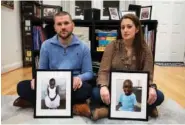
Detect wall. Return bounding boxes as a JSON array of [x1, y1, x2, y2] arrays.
[[136, 0, 185, 62], [43, 1, 62, 6], [1, 1, 22, 73]]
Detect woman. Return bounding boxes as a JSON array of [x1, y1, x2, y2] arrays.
[[91, 14, 164, 120]]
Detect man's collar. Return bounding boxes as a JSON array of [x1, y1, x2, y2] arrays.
[[51, 34, 80, 47]]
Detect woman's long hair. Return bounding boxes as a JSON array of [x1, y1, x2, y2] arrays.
[[117, 14, 146, 70]]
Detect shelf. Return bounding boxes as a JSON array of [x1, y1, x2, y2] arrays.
[[33, 50, 40, 55]]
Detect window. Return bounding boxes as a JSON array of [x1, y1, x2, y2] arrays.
[[103, 1, 119, 16], [75, 1, 91, 16]]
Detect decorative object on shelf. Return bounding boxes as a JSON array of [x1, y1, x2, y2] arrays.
[[84, 8, 100, 20], [108, 7, 120, 20], [34, 70, 72, 118], [139, 6, 152, 20], [109, 70, 149, 121], [128, 4, 141, 18], [42, 5, 62, 19], [1, 1, 14, 9], [95, 29, 117, 52], [120, 11, 136, 18]]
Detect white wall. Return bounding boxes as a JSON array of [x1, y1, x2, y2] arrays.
[[43, 1, 62, 6], [136, 0, 185, 62], [1, 1, 22, 73]]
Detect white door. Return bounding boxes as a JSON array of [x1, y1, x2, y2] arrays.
[[152, 1, 185, 62]]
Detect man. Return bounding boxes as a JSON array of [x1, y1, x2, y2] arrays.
[[13, 11, 93, 117]]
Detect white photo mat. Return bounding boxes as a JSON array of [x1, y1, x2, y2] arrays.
[[35, 70, 72, 118]]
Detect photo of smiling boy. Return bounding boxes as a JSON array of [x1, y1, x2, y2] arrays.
[[116, 79, 139, 112]]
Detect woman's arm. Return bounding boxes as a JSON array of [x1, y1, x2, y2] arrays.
[[142, 46, 154, 85], [97, 42, 115, 87]]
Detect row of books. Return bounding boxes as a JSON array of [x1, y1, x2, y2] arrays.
[[33, 26, 46, 50], [95, 30, 117, 52], [144, 25, 155, 53]]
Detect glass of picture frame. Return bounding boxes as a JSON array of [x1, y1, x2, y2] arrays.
[[109, 70, 149, 121], [42, 5, 62, 19]]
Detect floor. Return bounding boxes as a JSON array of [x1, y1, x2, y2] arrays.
[[1, 65, 185, 108]]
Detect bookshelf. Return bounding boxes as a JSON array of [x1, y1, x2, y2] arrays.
[[20, 2, 157, 78], [20, 1, 43, 67], [29, 19, 157, 78]]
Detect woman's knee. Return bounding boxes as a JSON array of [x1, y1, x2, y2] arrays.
[[92, 87, 101, 101], [156, 89, 165, 106]]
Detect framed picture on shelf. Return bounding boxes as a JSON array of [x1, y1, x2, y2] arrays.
[[34, 70, 72, 118], [108, 7, 120, 20], [128, 4, 141, 18], [140, 6, 152, 20], [120, 11, 136, 18], [1, 1, 14, 9], [42, 5, 62, 18], [109, 70, 149, 121]]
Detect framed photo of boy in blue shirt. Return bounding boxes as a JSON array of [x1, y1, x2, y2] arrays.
[[109, 70, 149, 121]]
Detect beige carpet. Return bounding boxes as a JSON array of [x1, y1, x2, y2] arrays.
[[1, 95, 185, 124]]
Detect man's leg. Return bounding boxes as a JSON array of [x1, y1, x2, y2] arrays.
[[72, 82, 92, 104], [72, 82, 92, 117], [13, 80, 36, 107]]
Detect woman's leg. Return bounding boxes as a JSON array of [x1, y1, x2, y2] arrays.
[[148, 89, 164, 117], [91, 87, 109, 121]]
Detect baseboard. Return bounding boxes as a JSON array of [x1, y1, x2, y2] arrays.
[[155, 61, 184, 63], [1, 61, 23, 74]]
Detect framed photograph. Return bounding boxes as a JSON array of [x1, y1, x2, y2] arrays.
[[42, 5, 62, 18], [108, 7, 120, 20], [120, 11, 136, 18], [1, 1, 14, 9], [34, 70, 72, 118], [109, 70, 149, 121], [128, 4, 141, 18], [140, 6, 152, 20]]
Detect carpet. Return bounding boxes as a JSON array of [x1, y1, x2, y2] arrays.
[[1, 95, 185, 124], [155, 62, 185, 67]]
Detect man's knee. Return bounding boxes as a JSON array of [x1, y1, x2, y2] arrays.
[[17, 80, 31, 97]]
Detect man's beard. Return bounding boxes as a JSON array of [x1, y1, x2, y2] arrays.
[[58, 31, 72, 40]]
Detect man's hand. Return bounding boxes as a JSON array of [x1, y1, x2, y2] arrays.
[[148, 87, 157, 105], [73, 77, 82, 91], [30, 79, 35, 90], [100, 86, 110, 105]]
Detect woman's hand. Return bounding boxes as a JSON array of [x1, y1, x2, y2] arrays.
[[148, 87, 157, 105], [100, 86, 110, 105], [30, 79, 35, 90]]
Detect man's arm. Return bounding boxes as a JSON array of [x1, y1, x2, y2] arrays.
[[78, 46, 93, 81], [39, 42, 49, 69]]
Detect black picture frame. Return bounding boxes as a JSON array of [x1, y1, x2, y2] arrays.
[[128, 4, 141, 18], [108, 7, 120, 20], [34, 69, 73, 118], [42, 5, 62, 19], [139, 6, 152, 20], [1, 1, 14, 9], [109, 70, 149, 121]]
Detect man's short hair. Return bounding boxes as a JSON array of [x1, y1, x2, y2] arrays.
[[53, 11, 73, 22]]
